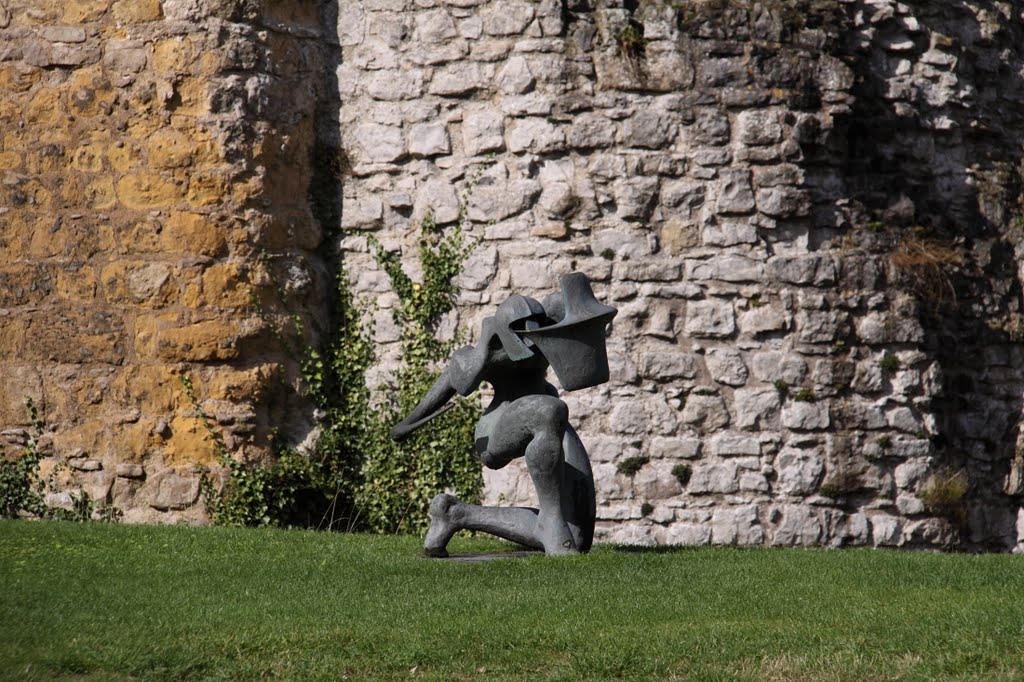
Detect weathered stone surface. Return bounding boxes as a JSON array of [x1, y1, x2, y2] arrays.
[[705, 348, 748, 386], [781, 401, 830, 431], [737, 110, 783, 146], [715, 169, 756, 214], [462, 105, 505, 155], [150, 471, 200, 511], [776, 448, 824, 495], [684, 300, 735, 338]]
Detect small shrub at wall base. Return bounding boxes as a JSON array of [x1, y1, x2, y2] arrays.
[[918, 468, 969, 525], [640, 502, 654, 517]]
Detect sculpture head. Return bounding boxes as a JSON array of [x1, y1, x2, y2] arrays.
[[516, 273, 618, 391]]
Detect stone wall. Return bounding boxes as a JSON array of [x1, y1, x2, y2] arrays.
[[337, 0, 1024, 551], [4, 0, 1023, 549], [0, 0, 329, 522]]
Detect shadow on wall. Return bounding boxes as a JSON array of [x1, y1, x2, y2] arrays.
[[839, 0, 1024, 549]]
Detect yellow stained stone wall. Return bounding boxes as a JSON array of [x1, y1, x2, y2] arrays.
[[0, 0, 329, 522]]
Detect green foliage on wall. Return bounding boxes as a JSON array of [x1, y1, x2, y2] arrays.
[[197, 186, 483, 534], [0, 398, 46, 519]]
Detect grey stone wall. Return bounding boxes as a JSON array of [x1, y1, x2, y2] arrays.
[[334, 0, 1024, 550]]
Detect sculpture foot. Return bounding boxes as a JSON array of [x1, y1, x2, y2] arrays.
[[423, 493, 460, 558], [537, 517, 579, 556]]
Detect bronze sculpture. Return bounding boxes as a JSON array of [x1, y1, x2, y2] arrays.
[[390, 272, 617, 556]]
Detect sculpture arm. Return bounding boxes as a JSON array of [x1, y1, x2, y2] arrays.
[[388, 343, 487, 441]]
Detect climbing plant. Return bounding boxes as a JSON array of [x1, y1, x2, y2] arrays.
[[0, 398, 46, 519], [197, 167, 484, 533]]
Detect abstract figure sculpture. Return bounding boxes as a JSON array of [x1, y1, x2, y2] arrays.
[[390, 273, 617, 557]]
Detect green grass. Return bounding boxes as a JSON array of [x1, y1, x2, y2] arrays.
[[1, 521, 1023, 681]]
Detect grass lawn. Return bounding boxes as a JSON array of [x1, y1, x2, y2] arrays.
[[1, 521, 1022, 681]]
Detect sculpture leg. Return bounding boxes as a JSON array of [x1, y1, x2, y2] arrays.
[[561, 425, 596, 553], [423, 493, 542, 557], [422, 395, 581, 557]]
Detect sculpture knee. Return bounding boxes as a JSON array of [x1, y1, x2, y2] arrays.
[[527, 396, 569, 436]]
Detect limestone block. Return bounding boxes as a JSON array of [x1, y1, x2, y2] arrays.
[[757, 187, 811, 218], [40, 26, 88, 43], [612, 176, 659, 220], [496, 55, 535, 94], [643, 49, 695, 92], [689, 460, 739, 494], [536, 159, 575, 219], [663, 516, 712, 545], [708, 431, 761, 457], [660, 219, 700, 254], [116, 463, 145, 479], [681, 394, 730, 430], [608, 396, 678, 436], [637, 350, 697, 381], [776, 448, 824, 495], [702, 221, 757, 246], [870, 514, 902, 546], [429, 62, 488, 95], [408, 122, 450, 157], [367, 69, 424, 101], [751, 351, 807, 385], [733, 387, 781, 430], [591, 228, 653, 260], [797, 310, 842, 344], [466, 167, 541, 222], [482, 2, 534, 36], [684, 300, 735, 338], [457, 245, 498, 291], [149, 471, 199, 511], [690, 108, 730, 146], [715, 169, 755, 214], [620, 110, 677, 149], [781, 401, 830, 431], [509, 258, 561, 290], [506, 118, 565, 154], [737, 110, 783, 146], [646, 436, 701, 459], [767, 505, 824, 546], [766, 255, 836, 285], [415, 177, 460, 225], [353, 123, 405, 163], [338, 3, 365, 46], [856, 311, 924, 344], [688, 256, 764, 283], [634, 463, 681, 500], [661, 179, 705, 210], [415, 8, 457, 42], [738, 305, 787, 335], [616, 261, 681, 282], [705, 348, 748, 386], [103, 39, 147, 87], [711, 505, 763, 545], [341, 196, 384, 228], [568, 113, 617, 149]]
